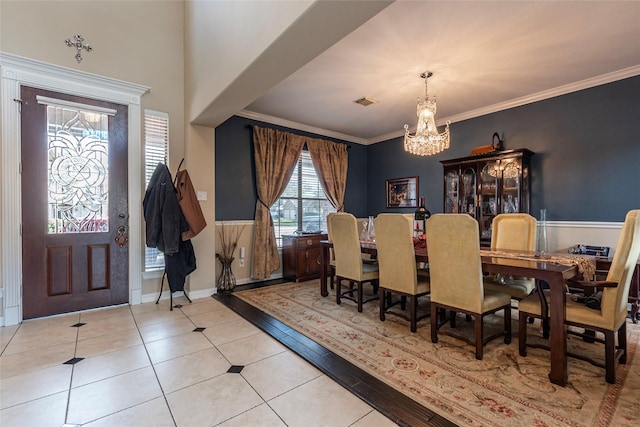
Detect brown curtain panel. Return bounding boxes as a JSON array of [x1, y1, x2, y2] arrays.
[[251, 126, 305, 279], [306, 137, 348, 212]]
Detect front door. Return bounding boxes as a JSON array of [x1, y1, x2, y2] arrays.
[[21, 86, 129, 319]]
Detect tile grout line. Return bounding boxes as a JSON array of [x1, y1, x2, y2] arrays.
[[63, 314, 82, 427], [127, 304, 180, 427]]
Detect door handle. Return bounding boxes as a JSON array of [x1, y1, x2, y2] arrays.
[[115, 225, 128, 247]]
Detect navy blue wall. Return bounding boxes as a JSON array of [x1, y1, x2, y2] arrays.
[[368, 76, 640, 221], [216, 76, 640, 222], [215, 116, 369, 220]]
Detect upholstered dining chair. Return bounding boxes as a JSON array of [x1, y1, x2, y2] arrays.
[[330, 213, 379, 312], [484, 213, 537, 300], [518, 209, 640, 384], [374, 214, 430, 332], [426, 214, 512, 360]]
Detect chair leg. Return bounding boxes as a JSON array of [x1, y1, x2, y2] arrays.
[[410, 295, 417, 333], [475, 314, 483, 360], [400, 295, 407, 311], [330, 267, 335, 290], [336, 278, 342, 305], [604, 329, 616, 384], [431, 303, 439, 343], [518, 311, 529, 357], [542, 317, 550, 339], [504, 306, 512, 344], [379, 290, 386, 321], [450, 311, 457, 328], [357, 282, 363, 312], [619, 321, 627, 364]]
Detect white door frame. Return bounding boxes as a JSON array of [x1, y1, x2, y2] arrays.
[[1, 52, 149, 326]]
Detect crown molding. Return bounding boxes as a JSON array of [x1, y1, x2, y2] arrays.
[[439, 65, 640, 127]]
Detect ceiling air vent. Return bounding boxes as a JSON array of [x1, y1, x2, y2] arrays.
[[353, 97, 377, 107]]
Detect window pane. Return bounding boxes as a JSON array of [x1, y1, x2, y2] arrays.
[[47, 105, 109, 234], [271, 150, 336, 246]]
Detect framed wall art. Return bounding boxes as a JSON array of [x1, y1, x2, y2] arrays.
[[386, 176, 418, 208]]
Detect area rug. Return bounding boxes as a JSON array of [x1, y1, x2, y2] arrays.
[[236, 281, 639, 427]]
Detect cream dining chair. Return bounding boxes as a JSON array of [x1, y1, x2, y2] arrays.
[[484, 213, 537, 300], [426, 214, 512, 360], [518, 209, 640, 384], [330, 213, 379, 312], [327, 212, 377, 290], [374, 214, 430, 332]]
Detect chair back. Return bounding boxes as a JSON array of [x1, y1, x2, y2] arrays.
[[374, 214, 418, 293], [601, 210, 640, 327], [327, 212, 337, 263], [426, 214, 484, 312], [491, 213, 537, 251], [330, 213, 365, 281]]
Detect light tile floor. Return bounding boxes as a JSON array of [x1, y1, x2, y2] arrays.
[[0, 296, 397, 427]]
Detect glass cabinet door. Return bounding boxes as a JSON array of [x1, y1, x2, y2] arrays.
[[461, 167, 476, 217], [444, 169, 459, 213], [500, 160, 521, 213], [479, 162, 498, 240]]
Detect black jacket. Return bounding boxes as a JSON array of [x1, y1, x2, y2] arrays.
[[143, 163, 181, 255]]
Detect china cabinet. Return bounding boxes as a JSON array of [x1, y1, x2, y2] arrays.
[[441, 149, 533, 246]]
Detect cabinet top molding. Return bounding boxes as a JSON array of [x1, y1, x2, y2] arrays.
[[440, 148, 534, 166]]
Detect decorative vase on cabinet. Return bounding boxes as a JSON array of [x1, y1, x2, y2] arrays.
[[441, 148, 533, 246]]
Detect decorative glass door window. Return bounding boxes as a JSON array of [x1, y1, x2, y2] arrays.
[[40, 96, 116, 234]]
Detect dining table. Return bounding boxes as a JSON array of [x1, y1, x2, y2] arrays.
[[319, 239, 581, 387]]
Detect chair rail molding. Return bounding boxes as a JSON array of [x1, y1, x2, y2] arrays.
[[0, 52, 149, 326]]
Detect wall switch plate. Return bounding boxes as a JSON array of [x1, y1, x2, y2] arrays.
[[197, 191, 207, 201]]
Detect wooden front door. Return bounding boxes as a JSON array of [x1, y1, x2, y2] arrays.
[[21, 86, 129, 319]]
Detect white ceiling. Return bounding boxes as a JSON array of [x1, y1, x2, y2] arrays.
[[239, 1, 640, 144]]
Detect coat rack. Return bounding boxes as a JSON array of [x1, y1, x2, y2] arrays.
[[154, 158, 193, 310]]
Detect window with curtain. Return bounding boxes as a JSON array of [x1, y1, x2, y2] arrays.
[[144, 109, 168, 270], [271, 150, 335, 246]]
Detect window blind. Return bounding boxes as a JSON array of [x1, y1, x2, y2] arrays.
[[144, 110, 168, 270]]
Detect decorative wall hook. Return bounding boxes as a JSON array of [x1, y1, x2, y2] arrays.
[[65, 34, 92, 63]]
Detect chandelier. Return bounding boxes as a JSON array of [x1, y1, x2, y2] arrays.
[[403, 72, 451, 156]]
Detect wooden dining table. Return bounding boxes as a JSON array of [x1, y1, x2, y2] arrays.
[[319, 240, 580, 387]]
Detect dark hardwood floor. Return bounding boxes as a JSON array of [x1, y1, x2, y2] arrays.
[[214, 280, 458, 427]]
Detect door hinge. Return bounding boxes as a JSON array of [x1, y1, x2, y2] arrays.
[[20, 223, 22, 236], [13, 98, 23, 113], [19, 162, 22, 174]]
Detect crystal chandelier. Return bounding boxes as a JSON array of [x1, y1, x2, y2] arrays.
[[403, 72, 451, 156]]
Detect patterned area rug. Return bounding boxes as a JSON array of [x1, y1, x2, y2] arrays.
[[236, 281, 639, 427]]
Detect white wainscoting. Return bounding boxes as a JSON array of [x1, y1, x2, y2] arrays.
[[547, 221, 623, 257]]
